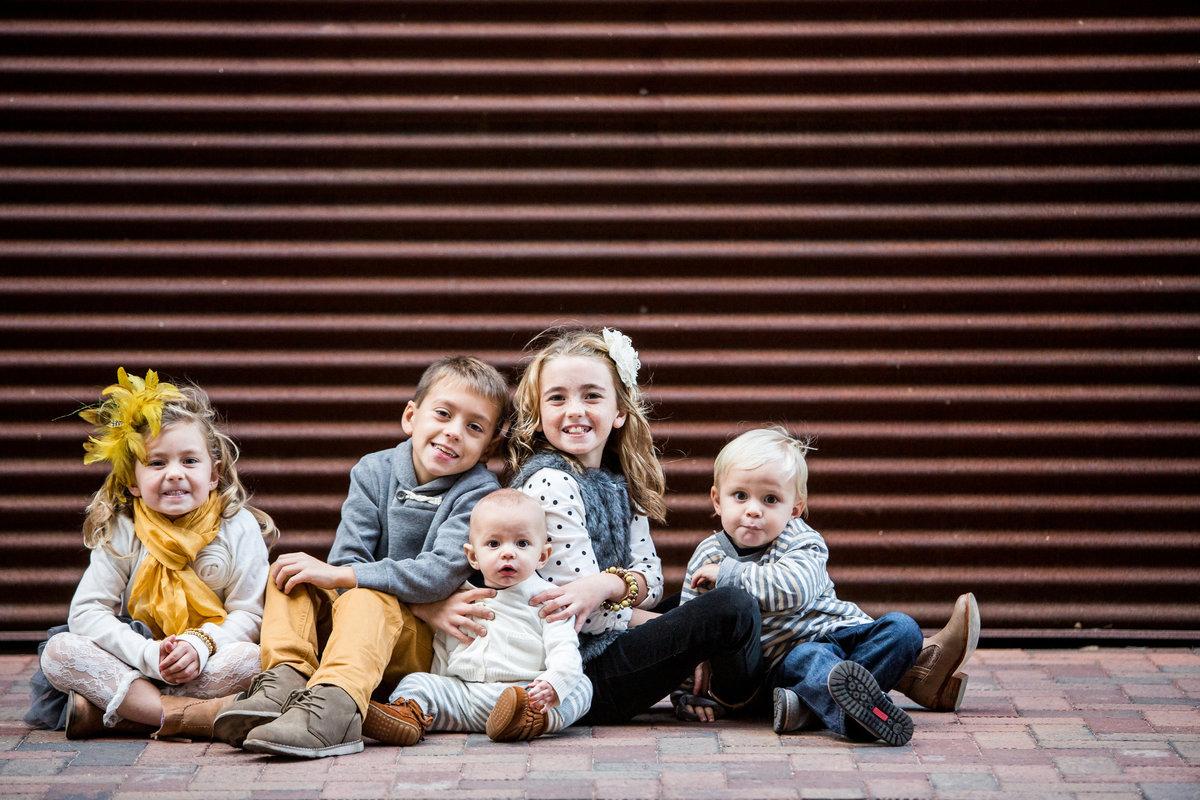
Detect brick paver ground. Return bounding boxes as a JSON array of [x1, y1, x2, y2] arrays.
[[1, 647, 1197, 799]]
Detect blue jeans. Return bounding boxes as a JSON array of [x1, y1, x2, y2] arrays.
[[770, 612, 922, 737], [582, 586, 763, 724]]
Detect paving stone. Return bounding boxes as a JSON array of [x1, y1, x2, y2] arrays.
[[594, 778, 661, 800], [1140, 783, 1200, 800], [523, 778, 594, 799], [1, 755, 71, 775], [930, 770, 1002, 791], [862, 774, 935, 798]]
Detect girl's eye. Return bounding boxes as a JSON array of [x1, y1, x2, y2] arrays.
[[517, 539, 530, 548], [468, 422, 485, 434], [765, 495, 779, 504], [733, 491, 748, 501], [486, 541, 499, 548]]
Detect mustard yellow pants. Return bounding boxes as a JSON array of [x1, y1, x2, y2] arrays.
[[258, 581, 433, 715]]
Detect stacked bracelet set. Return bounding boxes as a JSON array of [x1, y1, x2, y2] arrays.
[[182, 628, 216, 656], [601, 566, 640, 611]]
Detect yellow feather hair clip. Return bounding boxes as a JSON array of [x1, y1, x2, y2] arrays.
[[80, 368, 184, 490]]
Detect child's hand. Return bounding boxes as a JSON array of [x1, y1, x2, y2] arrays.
[[411, 586, 496, 645], [271, 552, 356, 594], [530, 572, 614, 633], [690, 563, 721, 591], [526, 679, 559, 711], [158, 636, 201, 685]]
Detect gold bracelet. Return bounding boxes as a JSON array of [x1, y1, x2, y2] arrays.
[[601, 566, 640, 611], [182, 628, 216, 656]]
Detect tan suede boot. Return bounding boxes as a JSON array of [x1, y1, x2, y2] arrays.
[[64, 692, 155, 740], [153, 693, 238, 740], [213, 664, 308, 748], [242, 684, 364, 758], [895, 592, 980, 711], [486, 686, 548, 742]]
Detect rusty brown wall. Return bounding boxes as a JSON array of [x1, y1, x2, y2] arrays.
[[1, 2, 1197, 641]]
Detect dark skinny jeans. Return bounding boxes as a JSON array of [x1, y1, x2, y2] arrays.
[[581, 585, 763, 724]]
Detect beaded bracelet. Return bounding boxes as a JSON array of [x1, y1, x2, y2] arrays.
[[601, 566, 640, 611], [182, 628, 216, 656]]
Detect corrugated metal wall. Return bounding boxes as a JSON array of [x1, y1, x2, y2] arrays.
[[2, 2, 1197, 641]]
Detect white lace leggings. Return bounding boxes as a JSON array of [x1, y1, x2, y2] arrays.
[[40, 632, 260, 727]]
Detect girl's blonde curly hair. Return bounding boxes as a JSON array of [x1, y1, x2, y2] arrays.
[[505, 327, 666, 523]]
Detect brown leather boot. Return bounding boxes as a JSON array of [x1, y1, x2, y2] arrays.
[[154, 693, 238, 740], [486, 686, 548, 742], [895, 592, 980, 711], [64, 692, 155, 739], [363, 696, 432, 746]]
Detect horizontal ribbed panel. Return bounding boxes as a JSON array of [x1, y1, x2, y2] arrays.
[[1, 0, 1196, 638]]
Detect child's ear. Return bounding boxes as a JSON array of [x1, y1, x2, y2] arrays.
[[537, 542, 553, 568], [463, 542, 480, 570], [613, 409, 627, 429], [208, 461, 219, 493], [400, 400, 418, 436], [709, 485, 721, 514], [128, 483, 142, 498], [792, 501, 805, 519], [482, 429, 503, 461]]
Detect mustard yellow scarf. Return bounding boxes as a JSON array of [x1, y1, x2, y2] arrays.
[[128, 493, 227, 638]]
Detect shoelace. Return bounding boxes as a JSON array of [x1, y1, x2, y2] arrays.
[[515, 704, 543, 736], [279, 689, 327, 719], [247, 670, 284, 696], [390, 697, 433, 728]]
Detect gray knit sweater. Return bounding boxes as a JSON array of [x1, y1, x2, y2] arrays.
[[328, 439, 500, 603]]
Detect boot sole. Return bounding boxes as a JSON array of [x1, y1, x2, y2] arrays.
[[827, 661, 914, 746], [212, 709, 281, 748], [242, 736, 364, 759]]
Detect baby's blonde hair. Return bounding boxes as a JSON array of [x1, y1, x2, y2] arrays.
[[82, 384, 278, 550], [713, 425, 815, 512], [505, 327, 666, 523]]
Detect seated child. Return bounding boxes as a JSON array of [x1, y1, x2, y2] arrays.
[[681, 426, 977, 746], [213, 356, 509, 758], [363, 489, 592, 744], [32, 369, 274, 740]]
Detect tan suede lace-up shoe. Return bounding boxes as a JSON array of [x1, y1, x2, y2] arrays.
[[486, 686, 548, 742], [363, 697, 432, 746]]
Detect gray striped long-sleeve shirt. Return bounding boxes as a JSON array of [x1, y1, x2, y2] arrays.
[[680, 517, 873, 669]]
